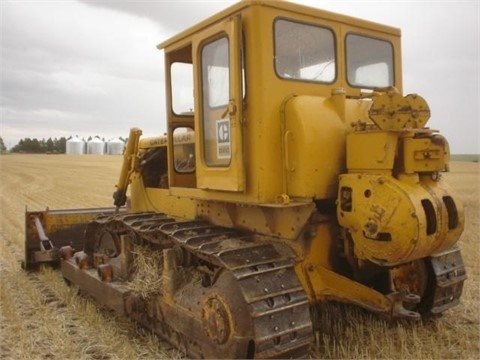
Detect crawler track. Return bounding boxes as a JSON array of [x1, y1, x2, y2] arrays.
[[85, 212, 314, 358]]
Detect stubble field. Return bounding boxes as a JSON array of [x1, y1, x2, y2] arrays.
[[0, 154, 478, 359]]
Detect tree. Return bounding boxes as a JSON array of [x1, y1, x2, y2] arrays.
[[57, 137, 67, 153], [46, 138, 54, 153], [0, 137, 6, 153]]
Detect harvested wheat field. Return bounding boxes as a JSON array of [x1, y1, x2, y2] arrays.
[[1, 154, 479, 359]]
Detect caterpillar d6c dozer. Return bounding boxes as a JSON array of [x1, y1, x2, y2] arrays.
[[24, 0, 466, 358]]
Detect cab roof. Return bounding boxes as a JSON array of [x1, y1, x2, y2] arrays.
[[157, 0, 400, 51]]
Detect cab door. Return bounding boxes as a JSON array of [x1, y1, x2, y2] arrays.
[[193, 15, 245, 192]]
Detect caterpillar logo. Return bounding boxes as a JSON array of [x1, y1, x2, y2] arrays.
[[216, 119, 231, 159]]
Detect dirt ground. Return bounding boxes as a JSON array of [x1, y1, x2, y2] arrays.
[[0, 154, 478, 359]]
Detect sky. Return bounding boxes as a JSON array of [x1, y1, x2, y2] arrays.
[[1, 0, 479, 153]]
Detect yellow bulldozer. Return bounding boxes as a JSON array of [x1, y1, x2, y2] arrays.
[[24, 1, 466, 358]]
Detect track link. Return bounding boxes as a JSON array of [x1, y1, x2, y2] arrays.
[[84, 212, 314, 358], [426, 246, 467, 314]]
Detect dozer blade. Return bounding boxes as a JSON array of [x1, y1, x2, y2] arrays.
[[23, 207, 122, 270]]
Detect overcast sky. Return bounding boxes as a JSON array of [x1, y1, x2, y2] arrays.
[[1, 0, 479, 153]]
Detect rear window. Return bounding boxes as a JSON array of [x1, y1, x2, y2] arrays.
[[346, 34, 394, 88], [274, 18, 336, 83]]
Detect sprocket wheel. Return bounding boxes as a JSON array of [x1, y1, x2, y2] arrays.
[[202, 295, 232, 345]]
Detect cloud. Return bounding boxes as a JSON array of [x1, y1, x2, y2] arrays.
[[1, 0, 478, 153], [1, 0, 167, 147], [78, 0, 236, 34], [3, 1, 165, 77]]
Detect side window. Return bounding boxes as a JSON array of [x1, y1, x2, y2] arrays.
[[274, 18, 336, 83], [171, 62, 194, 114], [346, 34, 394, 88], [173, 127, 195, 173], [201, 36, 231, 167]]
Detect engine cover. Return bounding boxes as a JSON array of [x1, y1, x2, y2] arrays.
[[337, 173, 464, 266]]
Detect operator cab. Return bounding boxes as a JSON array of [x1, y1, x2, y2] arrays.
[[157, 0, 401, 203]]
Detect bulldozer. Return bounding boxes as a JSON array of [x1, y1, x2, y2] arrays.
[[24, 0, 466, 358]]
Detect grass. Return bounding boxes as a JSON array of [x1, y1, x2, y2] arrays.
[[450, 154, 479, 162], [127, 245, 164, 298], [0, 154, 478, 359]]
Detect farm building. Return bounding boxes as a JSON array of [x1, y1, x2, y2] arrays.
[[66, 136, 85, 155], [87, 137, 105, 155], [107, 138, 124, 155]]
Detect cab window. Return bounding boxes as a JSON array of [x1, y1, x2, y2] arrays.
[[274, 18, 336, 83], [173, 127, 195, 173], [346, 34, 394, 88], [201, 36, 231, 167], [171, 62, 194, 115]]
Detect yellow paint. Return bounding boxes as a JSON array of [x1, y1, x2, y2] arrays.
[[130, 0, 463, 316], [49, 1, 464, 318]]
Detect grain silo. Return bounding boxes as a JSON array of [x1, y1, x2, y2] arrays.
[[66, 136, 85, 155], [107, 138, 124, 155], [87, 137, 105, 155]]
